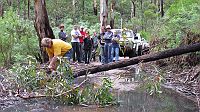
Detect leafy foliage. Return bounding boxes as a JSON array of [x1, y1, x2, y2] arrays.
[[139, 66, 164, 96], [9, 57, 115, 106], [0, 10, 39, 67], [159, 0, 200, 48]]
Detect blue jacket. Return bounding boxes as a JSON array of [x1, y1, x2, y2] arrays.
[[58, 31, 67, 41], [104, 31, 113, 43]]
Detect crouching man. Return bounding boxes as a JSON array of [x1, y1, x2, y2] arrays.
[[41, 38, 72, 71]]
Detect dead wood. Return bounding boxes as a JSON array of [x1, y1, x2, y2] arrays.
[[74, 43, 200, 77]]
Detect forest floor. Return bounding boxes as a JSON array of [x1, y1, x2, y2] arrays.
[[69, 57, 200, 103], [0, 57, 199, 110]]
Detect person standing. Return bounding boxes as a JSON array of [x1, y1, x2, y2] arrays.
[[58, 24, 67, 41], [98, 27, 106, 64], [91, 31, 98, 61], [103, 25, 113, 63], [111, 31, 120, 62], [79, 26, 85, 61], [83, 32, 93, 64], [84, 28, 90, 38], [41, 38, 72, 71], [71, 25, 82, 63]]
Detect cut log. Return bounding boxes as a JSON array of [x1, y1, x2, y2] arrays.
[[74, 43, 200, 77]]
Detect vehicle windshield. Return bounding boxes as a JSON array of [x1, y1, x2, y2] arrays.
[[111, 29, 133, 38], [125, 31, 133, 37]]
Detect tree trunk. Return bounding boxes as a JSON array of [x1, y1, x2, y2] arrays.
[[17, 0, 20, 16], [28, 0, 30, 19], [0, 1, 3, 17], [93, 0, 97, 15], [100, 0, 108, 32], [160, 0, 164, 17], [141, 0, 144, 30], [6, 0, 12, 6], [74, 43, 200, 77], [157, 0, 160, 12], [131, 0, 136, 18], [72, 0, 77, 23], [154, 0, 157, 5], [82, 0, 84, 18], [110, 0, 115, 29], [34, 0, 55, 63], [24, 0, 27, 19]]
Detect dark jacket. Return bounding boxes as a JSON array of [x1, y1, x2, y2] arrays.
[[112, 34, 120, 47], [84, 37, 93, 50], [104, 31, 113, 43], [58, 31, 67, 41], [98, 32, 105, 46]]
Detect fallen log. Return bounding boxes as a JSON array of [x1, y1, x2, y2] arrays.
[[74, 43, 200, 77]]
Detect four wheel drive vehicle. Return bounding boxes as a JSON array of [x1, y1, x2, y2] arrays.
[[111, 29, 150, 58]]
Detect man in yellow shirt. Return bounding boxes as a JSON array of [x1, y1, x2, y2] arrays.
[[41, 38, 72, 70]]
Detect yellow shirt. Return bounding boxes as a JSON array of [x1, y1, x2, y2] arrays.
[[46, 39, 72, 58]]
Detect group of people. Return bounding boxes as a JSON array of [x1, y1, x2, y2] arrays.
[[70, 25, 98, 64], [41, 24, 120, 71], [98, 25, 120, 64]]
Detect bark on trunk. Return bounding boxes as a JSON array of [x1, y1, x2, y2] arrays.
[[34, 0, 55, 63], [100, 0, 108, 32], [17, 0, 20, 16], [131, 0, 136, 18], [93, 0, 97, 15], [0, 1, 3, 17], [82, 0, 84, 18], [157, 0, 160, 12], [110, 0, 115, 29], [72, 0, 77, 23], [74, 43, 200, 77], [154, 0, 157, 5], [160, 0, 164, 17], [24, 0, 27, 19], [28, 0, 30, 19], [6, 0, 12, 6]]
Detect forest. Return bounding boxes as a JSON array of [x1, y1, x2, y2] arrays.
[[0, 0, 200, 112]]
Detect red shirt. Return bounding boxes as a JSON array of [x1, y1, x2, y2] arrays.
[[80, 31, 85, 43], [85, 33, 89, 38]]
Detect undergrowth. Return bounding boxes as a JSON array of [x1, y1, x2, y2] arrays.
[[9, 56, 116, 107]]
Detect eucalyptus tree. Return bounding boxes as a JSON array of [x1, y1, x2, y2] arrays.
[[131, 0, 136, 18], [93, 0, 97, 15], [0, 1, 3, 17], [110, 0, 116, 28], [34, 0, 55, 62], [100, 0, 108, 31], [160, 0, 164, 17]]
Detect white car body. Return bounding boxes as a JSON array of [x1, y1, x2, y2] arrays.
[[111, 29, 149, 55]]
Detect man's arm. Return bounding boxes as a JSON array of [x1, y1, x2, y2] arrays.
[[48, 45, 63, 70], [48, 56, 58, 70], [72, 34, 79, 39], [71, 30, 80, 39]]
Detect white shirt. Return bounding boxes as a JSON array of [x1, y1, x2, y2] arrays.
[[71, 29, 81, 42]]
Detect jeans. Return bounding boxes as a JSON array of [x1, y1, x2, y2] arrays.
[[111, 45, 119, 61], [79, 42, 84, 61], [100, 45, 105, 64], [84, 49, 91, 64], [71, 42, 81, 62], [64, 48, 73, 61], [104, 43, 112, 63], [92, 45, 98, 61]]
